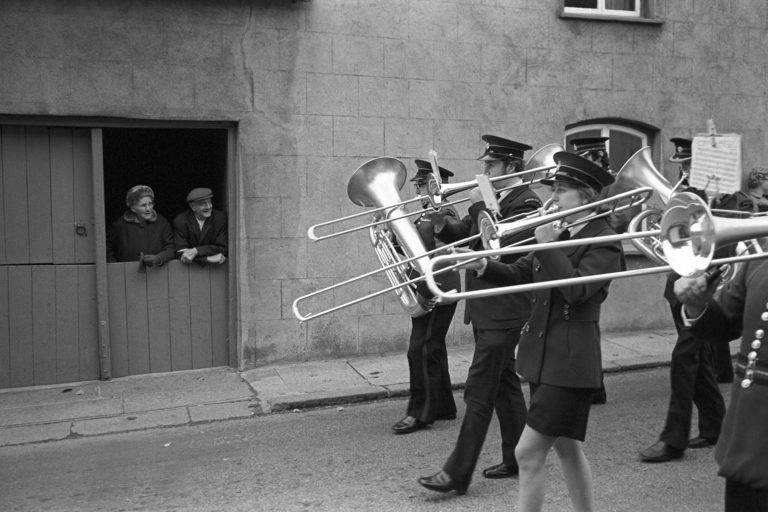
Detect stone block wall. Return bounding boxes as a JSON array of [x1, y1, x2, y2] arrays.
[[0, 0, 766, 368]]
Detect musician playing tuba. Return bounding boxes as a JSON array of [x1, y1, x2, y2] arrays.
[[391, 160, 461, 435], [450, 151, 623, 512]]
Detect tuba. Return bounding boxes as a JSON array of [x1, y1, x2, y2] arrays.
[[614, 147, 681, 263], [348, 157, 432, 317]]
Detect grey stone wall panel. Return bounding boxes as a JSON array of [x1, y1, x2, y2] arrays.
[[2, 0, 767, 369]]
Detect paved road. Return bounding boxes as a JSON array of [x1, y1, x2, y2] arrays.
[[0, 367, 728, 512]]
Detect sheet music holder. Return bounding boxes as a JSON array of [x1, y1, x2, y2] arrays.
[[688, 120, 742, 194]]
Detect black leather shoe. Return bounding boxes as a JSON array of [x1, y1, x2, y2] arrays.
[[639, 441, 684, 463], [391, 416, 429, 435], [482, 462, 518, 479], [688, 436, 718, 449], [417, 470, 467, 495]]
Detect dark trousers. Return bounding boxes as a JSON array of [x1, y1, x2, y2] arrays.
[[725, 479, 768, 512], [442, 326, 526, 487], [406, 302, 458, 423], [714, 341, 735, 382], [659, 303, 726, 450]]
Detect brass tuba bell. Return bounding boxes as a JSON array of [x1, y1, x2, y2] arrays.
[[348, 157, 432, 317]]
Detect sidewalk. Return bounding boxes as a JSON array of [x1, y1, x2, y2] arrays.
[[0, 328, 718, 447]]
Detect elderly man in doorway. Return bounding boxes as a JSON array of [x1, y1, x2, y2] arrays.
[[174, 187, 228, 265]]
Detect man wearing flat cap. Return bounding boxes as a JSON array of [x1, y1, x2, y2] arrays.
[[173, 187, 228, 265], [419, 134, 541, 494], [391, 160, 461, 436]]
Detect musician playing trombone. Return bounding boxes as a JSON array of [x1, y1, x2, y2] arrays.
[[418, 135, 542, 494], [456, 151, 623, 512], [391, 160, 461, 434]]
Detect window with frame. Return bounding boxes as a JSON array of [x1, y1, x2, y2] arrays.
[[561, 0, 662, 23], [564, 0, 639, 17]]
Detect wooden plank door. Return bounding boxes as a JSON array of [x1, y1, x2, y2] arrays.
[[0, 126, 99, 388]]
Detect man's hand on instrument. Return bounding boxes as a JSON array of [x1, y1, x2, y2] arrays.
[[468, 188, 484, 205], [673, 275, 709, 318], [534, 222, 566, 243]]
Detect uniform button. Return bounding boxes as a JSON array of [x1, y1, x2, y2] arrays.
[[538, 331, 544, 338], [756, 329, 765, 339], [742, 379, 753, 389], [748, 351, 758, 361], [761, 312, 768, 322], [543, 300, 548, 306], [535, 265, 541, 272], [532, 297, 537, 303], [752, 340, 762, 350]]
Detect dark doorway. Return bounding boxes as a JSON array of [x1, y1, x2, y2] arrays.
[[102, 128, 228, 226]]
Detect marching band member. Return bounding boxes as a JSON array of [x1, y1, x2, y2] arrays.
[[675, 258, 768, 511], [391, 160, 460, 434], [458, 152, 623, 512], [571, 136, 612, 404], [639, 138, 727, 463], [418, 135, 541, 494]]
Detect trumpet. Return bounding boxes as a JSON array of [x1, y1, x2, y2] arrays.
[[307, 144, 563, 242], [423, 191, 768, 300]]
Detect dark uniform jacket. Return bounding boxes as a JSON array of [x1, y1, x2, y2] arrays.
[[412, 207, 461, 298], [690, 259, 768, 490], [435, 185, 542, 329], [107, 212, 175, 264], [173, 209, 228, 263], [479, 217, 624, 388]]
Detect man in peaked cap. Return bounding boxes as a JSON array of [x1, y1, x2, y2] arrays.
[[669, 137, 693, 183], [418, 135, 542, 494], [639, 136, 727, 463], [571, 136, 611, 174], [391, 160, 461, 435], [173, 187, 228, 265]]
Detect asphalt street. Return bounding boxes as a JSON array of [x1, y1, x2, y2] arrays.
[[0, 367, 729, 512]]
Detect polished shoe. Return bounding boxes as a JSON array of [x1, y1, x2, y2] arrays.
[[482, 462, 518, 479], [688, 436, 718, 449], [417, 470, 467, 495], [391, 416, 429, 435], [639, 441, 684, 463], [591, 390, 607, 405]]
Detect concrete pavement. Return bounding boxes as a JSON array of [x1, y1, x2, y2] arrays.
[[0, 328, 729, 447]]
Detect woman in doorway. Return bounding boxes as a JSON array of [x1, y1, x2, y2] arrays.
[[107, 185, 175, 267], [460, 152, 623, 512]]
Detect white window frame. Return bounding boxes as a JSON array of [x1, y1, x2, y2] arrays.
[[563, 0, 641, 19]]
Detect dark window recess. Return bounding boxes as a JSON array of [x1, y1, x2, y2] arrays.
[[102, 128, 228, 226]]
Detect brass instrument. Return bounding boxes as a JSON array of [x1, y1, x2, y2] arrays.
[[423, 191, 768, 300], [294, 145, 565, 321], [294, 157, 432, 321], [307, 144, 563, 242], [479, 145, 667, 255]]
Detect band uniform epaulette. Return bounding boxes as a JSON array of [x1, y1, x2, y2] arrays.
[[524, 197, 542, 206]]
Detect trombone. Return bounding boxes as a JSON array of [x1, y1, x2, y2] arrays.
[[307, 144, 563, 242], [423, 191, 768, 301], [477, 145, 670, 254]]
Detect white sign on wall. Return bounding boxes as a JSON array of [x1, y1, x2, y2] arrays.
[[689, 132, 742, 194]]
